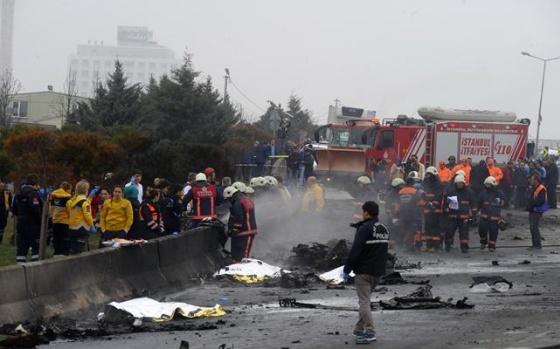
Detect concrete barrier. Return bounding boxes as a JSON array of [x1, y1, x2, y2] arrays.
[[24, 248, 131, 320], [0, 265, 34, 323], [158, 227, 226, 286], [119, 240, 168, 295], [0, 226, 224, 324]]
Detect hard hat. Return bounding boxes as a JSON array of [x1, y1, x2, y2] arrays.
[[250, 177, 266, 187], [245, 186, 255, 194], [391, 178, 405, 188], [484, 176, 497, 186], [357, 176, 371, 185], [223, 186, 239, 199], [264, 176, 278, 187], [232, 181, 247, 193], [455, 170, 466, 177], [426, 166, 438, 176], [195, 173, 207, 182], [407, 171, 420, 180], [448, 155, 456, 161], [454, 175, 466, 184], [203, 167, 215, 176]]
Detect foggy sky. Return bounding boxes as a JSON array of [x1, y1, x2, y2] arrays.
[[10, 0, 560, 140]]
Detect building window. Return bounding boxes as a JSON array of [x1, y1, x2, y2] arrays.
[[12, 101, 28, 117], [138, 62, 145, 69], [93, 60, 100, 69], [82, 60, 89, 67], [138, 73, 145, 80], [149, 62, 156, 70], [105, 60, 112, 67], [71, 59, 78, 68], [81, 70, 89, 77], [160, 63, 167, 71]]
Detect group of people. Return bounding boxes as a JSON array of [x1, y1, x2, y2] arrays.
[[380, 155, 554, 253]]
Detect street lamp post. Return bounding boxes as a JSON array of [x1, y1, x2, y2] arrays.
[[521, 51, 560, 157], [224, 68, 230, 102]]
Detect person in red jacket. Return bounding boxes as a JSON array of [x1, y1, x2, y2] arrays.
[[184, 173, 223, 229], [224, 186, 258, 262]]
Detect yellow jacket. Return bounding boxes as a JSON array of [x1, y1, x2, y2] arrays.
[[66, 194, 94, 232], [49, 188, 72, 224], [100, 197, 133, 232], [301, 183, 325, 213]]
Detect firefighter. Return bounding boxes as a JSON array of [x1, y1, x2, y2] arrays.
[[443, 175, 476, 253], [451, 157, 472, 186], [67, 180, 95, 254], [438, 160, 452, 184], [351, 176, 376, 220], [395, 171, 425, 251], [184, 173, 223, 229], [48, 181, 72, 256], [224, 186, 258, 262], [486, 159, 503, 185], [385, 178, 404, 246], [140, 187, 165, 240], [11, 175, 43, 264], [249, 176, 267, 196], [421, 166, 444, 252], [478, 176, 506, 252]]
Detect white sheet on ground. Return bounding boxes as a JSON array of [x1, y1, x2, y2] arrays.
[[105, 297, 225, 322], [318, 266, 355, 285], [213, 258, 290, 283]]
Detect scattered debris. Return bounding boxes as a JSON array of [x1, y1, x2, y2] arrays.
[[492, 261, 500, 266], [279, 298, 358, 311], [470, 276, 513, 293], [379, 285, 475, 310], [380, 272, 430, 285], [519, 260, 531, 265]]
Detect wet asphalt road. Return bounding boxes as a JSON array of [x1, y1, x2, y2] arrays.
[[40, 209, 560, 349]]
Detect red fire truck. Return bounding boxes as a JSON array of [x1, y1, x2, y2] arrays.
[[313, 107, 530, 181]]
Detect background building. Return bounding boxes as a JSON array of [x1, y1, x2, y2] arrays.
[[0, 0, 15, 72], [68, 26, 180, 97], [9, 90, 90, 129]]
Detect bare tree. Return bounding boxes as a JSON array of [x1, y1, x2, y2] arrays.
[[55, 69, 79, 126], [0, 68, 22, 128]]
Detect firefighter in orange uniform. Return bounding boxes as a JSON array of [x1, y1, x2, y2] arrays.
[[438, 160, 452, 184], [224, 186, 258, 262]]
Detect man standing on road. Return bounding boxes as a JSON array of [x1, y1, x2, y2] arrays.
[[526, 174, 548, 250], [342, 201, 389, 344]]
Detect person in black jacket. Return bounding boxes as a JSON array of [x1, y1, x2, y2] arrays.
[[544, 158, 558, 209], [525, 174, 548, 250], [342, 201, 388, 343], [11, 174, 43, 264]]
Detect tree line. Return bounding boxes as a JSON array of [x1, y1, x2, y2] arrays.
[[0, 52, 318, 187]]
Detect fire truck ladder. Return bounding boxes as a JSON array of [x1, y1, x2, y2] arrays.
[[425, 123, 435, 166]]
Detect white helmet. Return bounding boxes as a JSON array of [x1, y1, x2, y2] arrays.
[[245, 186, 255, 194], [264, 176, 278, 187], [426, 166, 438, 176], [407, 171, 420, 180], [223, 186, 239, 199], [484, 176, 497, 187], [391, 178, 405, 187], [250, 177, 267, 188], [232, 181, 247, 193], [195, 173, 207, 182], [455, 170, 466, 177], [454, 175, 466, 184], [357, 176, 372, 185]]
